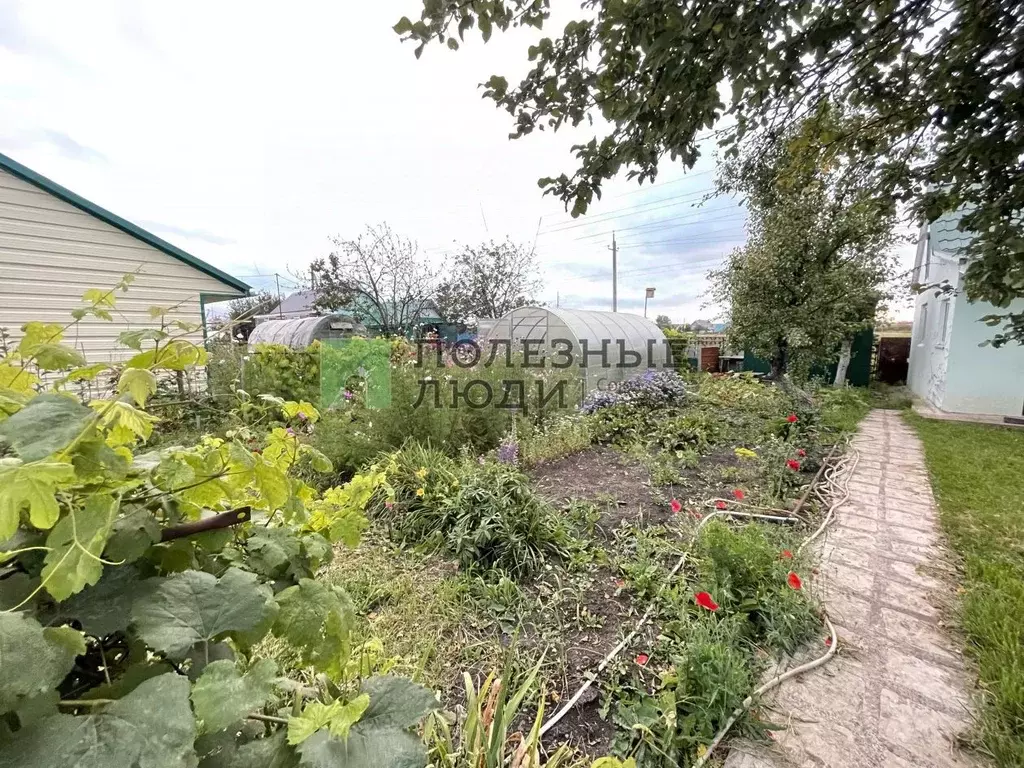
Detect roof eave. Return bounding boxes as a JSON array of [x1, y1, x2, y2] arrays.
[[0, 150, 250, 295]]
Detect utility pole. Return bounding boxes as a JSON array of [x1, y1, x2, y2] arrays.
[[609, 232, 618, 312], [275, 273, 283, 318]]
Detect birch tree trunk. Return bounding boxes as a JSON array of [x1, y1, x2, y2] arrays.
[[833, 337, 853, 387]]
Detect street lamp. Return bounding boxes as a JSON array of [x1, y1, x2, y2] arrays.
[[644, 287, 655, 318]]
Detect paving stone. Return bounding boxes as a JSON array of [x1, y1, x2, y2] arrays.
[[723, 411, 985, 768]]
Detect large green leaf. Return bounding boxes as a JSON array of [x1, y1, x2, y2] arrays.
[[294, 727, 424, 768], [0, 393, 95, 461], [104, 509, 161, 564], [0, 673, 196, 768], [0, 459, 76, 540], [118, 368, 158, 407], [192, 659, 279, 733], [198, 731, 298, 768], [132, 568, 273, 660], [41, 494, 119, 601], [52, 564, 146, 637], [358, 676, 438, 730], [272, 579, 354, 675], [0, 613, 85, 715], [33, 343, 87, 371]]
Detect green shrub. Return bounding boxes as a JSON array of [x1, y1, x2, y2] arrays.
[[243, 342, 321, 403], [373, 443, 568, 578]]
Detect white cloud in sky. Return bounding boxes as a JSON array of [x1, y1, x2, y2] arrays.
[[0, 0, 915, 323]]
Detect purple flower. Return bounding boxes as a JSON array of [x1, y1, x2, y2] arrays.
[[580, 370, 687, 413], [497, 438, 519, 465], [343, 390, 353, 400]]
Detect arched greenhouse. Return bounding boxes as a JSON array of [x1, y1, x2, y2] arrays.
[[247, 314, 367, 350], [482, 306, 668, 392]]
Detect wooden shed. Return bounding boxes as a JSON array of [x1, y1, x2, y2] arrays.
[[0, 151, 249, 364]]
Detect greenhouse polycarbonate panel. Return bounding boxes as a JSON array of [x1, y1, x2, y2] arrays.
[[483, 306, 666, 394]]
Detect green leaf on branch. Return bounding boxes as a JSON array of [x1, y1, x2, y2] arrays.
[[0, 673, 196, 768], [191, 659, 279, 733], [104, 509, 161, 564], [0, 459, 76, 540], [272, 579, 354, 676], [41, 494, 120, 601], [118, 368, 158, 407], [0, 393, 95, 461], [17, 321, 63, 357], [132, 568, 274, 660], [0, 613, 84, 715], [358, 675, 439, 730], [33, 344, 87, 371]]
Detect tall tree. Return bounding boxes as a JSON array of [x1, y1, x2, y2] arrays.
[[434, 240, 542, 324], [309, 224, 437, 337], [654, 314, 673, 330], [708, 106, 899, 380], [396, 1, 1024, 344]]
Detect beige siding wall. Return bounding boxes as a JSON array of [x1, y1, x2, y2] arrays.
[[0, 167, 243, 365]]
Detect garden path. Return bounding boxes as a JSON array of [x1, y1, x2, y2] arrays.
[[725, 409, 985, 768]]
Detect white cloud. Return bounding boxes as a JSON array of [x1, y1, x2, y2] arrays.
[[0, 0, 915, 323]]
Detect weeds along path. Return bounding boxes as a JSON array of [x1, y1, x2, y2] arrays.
[[539, 441, 857, 755], [724, 410, 986, 768]]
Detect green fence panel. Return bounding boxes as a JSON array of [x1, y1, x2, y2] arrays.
[[742, 328, 873, 386]]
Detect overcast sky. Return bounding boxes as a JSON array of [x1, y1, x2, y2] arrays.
[[0, 1, 913, 322]]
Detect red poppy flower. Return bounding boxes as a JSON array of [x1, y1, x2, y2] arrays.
[[614, 579, 625, 588], [787, 572, 803, 590], [796, 448, 807, 457], [692, 511, 703, 520], [786, 413, 798, 423], [715, 500, 727, 510], [635, 653, 650, 666], [670, 498, 682, 514], [695, 592, 720, 611], [786, 459, 801, 471], [733, 489, 745, 501], [780, 550, 793, 559], [824, 636, 832, 647]]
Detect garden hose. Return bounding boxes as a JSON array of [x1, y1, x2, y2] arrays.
[[539, 441, 858, 760], [693, 441, 858, 768]]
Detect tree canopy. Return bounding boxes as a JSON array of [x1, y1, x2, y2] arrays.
[[434, 240, 542, 324], [396, 0, 1024, 343], [709, 105, 899, 378], [310, 224, 438, 337]]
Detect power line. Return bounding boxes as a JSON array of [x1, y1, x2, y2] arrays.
[[567, 254, 727, 281], [539, 186, 718, 234], [571, 210, 746, 242]]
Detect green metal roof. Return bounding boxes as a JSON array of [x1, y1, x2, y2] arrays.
[[930, 207, 975, 255], [0, 150, 250, 294]]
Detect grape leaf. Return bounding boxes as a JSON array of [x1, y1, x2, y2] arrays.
[[192, 659, 279, 733], [0, 459, 76, 540], [272, 579, 354, 675], [253, 459, 290, 511], [0, 613, 85, 715], [0, 361, 39, 394], [90, 400, 159, 446], [0, 393, 95, 461], [33, 343, 86, 371], [287, 695, 369, 745], [0, 673, 196, 768], [41, 494, 119, 601], [17, 321, 63, 356], [198, 731, 298, 768], [132, 568, 274, 660], [247, 527, 302, 578], [118, 368, 158, 407]]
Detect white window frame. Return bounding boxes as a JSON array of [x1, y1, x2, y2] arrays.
[[916, 303, 928, 347], [937, 298, 951, 348]]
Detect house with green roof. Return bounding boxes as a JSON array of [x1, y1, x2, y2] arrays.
[[907, 210, 1024, 420], [0, 151, 249, 365]]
